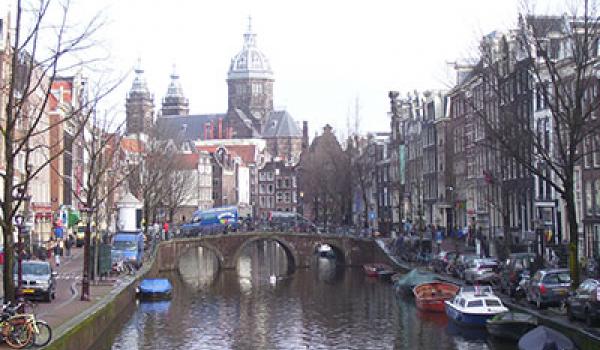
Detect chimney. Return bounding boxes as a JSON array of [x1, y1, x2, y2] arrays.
[[218, 119, 223, 139], [204, 123, 208, 140], [302, 121, 308, 150], [228, 126, 233, 139], [209, 121, 214, 139]]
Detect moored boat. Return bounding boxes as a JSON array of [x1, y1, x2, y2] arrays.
[[137, 278, 173, 300], [518, 326, 575, 350], [444, 286, 508, 326], [393, 269, 437, 295], [486, 312, 537, 341], [363, 263, 391, 277], [413, 282, 460, 312]]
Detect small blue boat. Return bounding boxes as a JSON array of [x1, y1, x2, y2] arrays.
[[444, 286, 508, 327], [137, 278, 173, 300]]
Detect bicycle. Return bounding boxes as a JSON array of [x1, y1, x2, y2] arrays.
[[3, 301, 52, 348], [0, 303, 34, 349]]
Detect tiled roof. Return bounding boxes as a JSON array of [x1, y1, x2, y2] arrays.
[[120, 138, 145, 153], [174, 153, 200, 170], [156, 114, 225, 140], [262, 110, 302, 138]]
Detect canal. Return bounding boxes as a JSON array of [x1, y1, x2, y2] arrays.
[[104, 241, 514, 350]]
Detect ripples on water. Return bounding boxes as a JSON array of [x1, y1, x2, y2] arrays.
[[109, 242, 514, 350]]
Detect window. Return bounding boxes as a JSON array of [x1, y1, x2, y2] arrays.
[[467, 300, 483, 308], [485, 299, 501, 307], [596, 179, 600, 216], [276, 192, 283, 203], [587, 181, 594, 216]]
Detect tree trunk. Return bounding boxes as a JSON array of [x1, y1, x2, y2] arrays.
[[563, 182, 580, 289], [502, 188, 512, 256]]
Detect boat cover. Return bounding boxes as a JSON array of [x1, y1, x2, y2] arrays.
[[518, 326, 575, 350], [394, 269, 437, 290], [139, 278, 173, 294]]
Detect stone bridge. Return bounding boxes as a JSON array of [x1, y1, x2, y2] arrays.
[[156, 232, 393, 272]]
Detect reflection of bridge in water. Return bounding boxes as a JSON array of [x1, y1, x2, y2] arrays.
[[156, 232, 391, 272]]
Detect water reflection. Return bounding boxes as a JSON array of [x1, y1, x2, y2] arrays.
[[178, 246, 219, 289], [109, 242, 518, 350]]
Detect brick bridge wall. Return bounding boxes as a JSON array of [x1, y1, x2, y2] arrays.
[[157, 233, 395, 271]]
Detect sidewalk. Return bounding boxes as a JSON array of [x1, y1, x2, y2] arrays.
[[0, 248, 133, 349]]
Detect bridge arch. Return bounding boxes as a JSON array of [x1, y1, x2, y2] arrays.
[[231, 235, 299, 274], [178, 240, 226, 271], [313, 241, 347, 265]]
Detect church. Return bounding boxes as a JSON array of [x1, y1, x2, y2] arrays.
[[125, 20, 306, 163], [124, 20, 307, 219]]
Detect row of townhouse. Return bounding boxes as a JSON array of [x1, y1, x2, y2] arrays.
[[0, 14, 96, 246], [357, 15, 600, 259]]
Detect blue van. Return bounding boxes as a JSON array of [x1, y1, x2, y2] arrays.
[[111, 231, 144, 268], [181, 206, 239, 236]]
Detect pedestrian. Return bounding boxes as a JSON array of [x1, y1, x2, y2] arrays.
[[53, 243, 61, 267], [65, 235, 72, 257], [162, 221, 169, 240]]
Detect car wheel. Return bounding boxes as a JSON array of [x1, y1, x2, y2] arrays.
[[44, 291, 51, 302], [51, 292, 56, 300]]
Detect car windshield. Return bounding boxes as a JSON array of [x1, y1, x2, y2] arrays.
[[17, 263, 50, 276], [113, 240, 137, 251]]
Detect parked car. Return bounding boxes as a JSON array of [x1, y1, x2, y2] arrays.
[[432, 251, 458, 273], [463, 258, 500, 284], [566, 278, 600, 326], [454, 254, 478, 279], [527, 268, 571, 309], [499, 252, 536, 297], [13, 260, 57, 302]]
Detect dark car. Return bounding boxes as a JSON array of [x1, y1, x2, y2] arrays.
[[13, 260, 57, 302], [566, 278, 600, 326], [527, 268, 571, 309], [499, 252, 536, 297], [432, 251, 458, 273]]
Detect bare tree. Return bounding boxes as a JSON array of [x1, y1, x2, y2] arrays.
[[67, 112, 132, 300], [464, 1, 600, 286], [162, 164, 195, 224], [1, 0, 111, 302]]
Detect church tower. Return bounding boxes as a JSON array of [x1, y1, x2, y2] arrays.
[[161, 65, 189, 116], [227, 17, 274, 133], [126, 60, 154, 135]]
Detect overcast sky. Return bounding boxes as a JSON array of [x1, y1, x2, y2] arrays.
[[4, 0, 574, 137]]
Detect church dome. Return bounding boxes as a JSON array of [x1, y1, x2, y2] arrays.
[[228, 19, 273, 80]]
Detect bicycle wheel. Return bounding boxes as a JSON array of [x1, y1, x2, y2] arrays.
[[32, 321, 52, 347], [4, 319, 33, 349]]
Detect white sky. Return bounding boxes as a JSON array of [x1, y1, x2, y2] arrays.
[[4, 0, 575, 137]]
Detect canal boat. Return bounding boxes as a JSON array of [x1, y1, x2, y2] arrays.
[[363, 263, 391, 277], [413, 282, 459, 313], [393, 269, 437, 295], [137, 278, 173, 300], [518, 326, 575, 350], [486, 312, 538, 341], [444, 286, 508, 326]]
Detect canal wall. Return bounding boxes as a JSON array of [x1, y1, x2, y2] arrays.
[[44, 249, 161, 350]]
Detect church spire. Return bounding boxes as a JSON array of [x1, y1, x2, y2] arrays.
[[126, 57, 154, 136], [130, 57, 150, 95], [161, 63, 189, 116], [243, 15, 257, 48]]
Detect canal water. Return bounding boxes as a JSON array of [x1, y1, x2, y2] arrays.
[[105, 241, 515, 350]]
